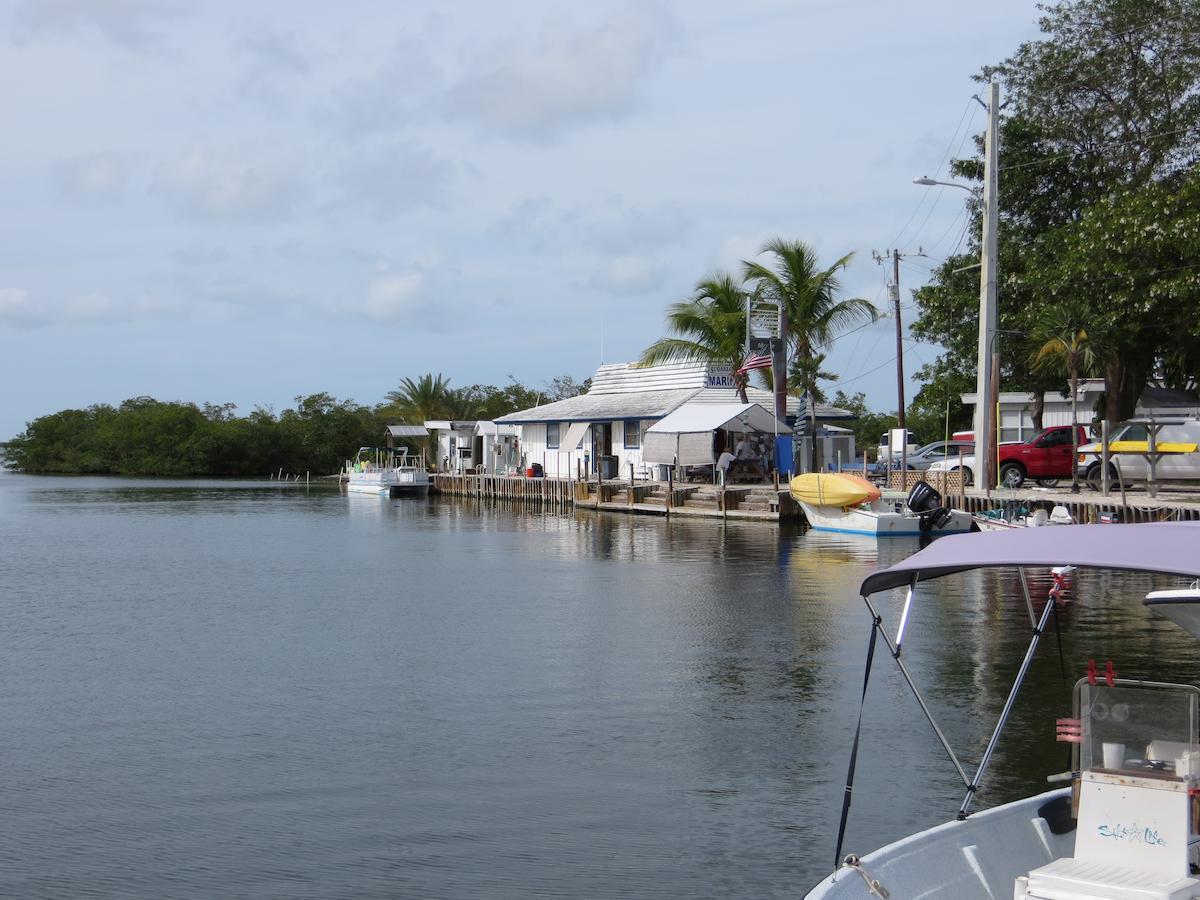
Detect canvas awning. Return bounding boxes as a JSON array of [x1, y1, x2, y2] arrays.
[[859, 522, 1200, 596], [560, 421, 589, 451], [642, 402, 790, 466]]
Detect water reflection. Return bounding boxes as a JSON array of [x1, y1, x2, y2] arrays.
[[3, 474, 1200, 897]]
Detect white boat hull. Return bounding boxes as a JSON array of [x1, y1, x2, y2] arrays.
[[346, 470, 429, 495], [798, 500, 973, 536], [805, 788, 1074, 899]]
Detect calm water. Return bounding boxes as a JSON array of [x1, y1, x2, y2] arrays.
[[3, 472, 1199, 898]]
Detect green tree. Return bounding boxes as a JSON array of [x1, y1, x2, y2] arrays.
[[638, 273, 754, 402], [384, 373, 456, 422], [912, 0, 1200, 425], [742, 238, 877, 460]]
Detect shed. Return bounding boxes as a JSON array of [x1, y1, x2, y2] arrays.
[[642, 402, 790, 466]]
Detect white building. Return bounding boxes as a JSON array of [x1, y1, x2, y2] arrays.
[[422, 419, 522, 474], [962, 380, 1200, 442], [496, 361, 849, 479]]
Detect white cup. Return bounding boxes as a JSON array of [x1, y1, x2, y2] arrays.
[[1103, 742, 1126, 769]]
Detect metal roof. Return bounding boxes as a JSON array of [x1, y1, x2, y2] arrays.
[[385, 424, 429, 437], [495, 388, 698, 424], [859, 522, 1200, 596], [496, 360, 856, 425]]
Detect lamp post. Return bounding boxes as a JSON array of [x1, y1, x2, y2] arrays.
[[914, 81, 1000, 492]]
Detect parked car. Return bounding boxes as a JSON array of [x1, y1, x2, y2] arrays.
[[876, 430, 920, 463], [902, 440, 975, 471], [1076, 420, 1200, 490], [926, 424, 1088, 488], [995, 424, 1088, 488]]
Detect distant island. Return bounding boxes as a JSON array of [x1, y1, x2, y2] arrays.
[[4, 374, 585, 477]]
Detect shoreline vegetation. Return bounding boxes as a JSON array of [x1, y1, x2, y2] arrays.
[[4, 375, 586, 477]]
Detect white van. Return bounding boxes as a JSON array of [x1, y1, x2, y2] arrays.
[[877, 430, 921, 463], [1076, 419, 1200, 489]]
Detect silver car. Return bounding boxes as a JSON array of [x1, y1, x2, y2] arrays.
[[901, 440, 975, 471]]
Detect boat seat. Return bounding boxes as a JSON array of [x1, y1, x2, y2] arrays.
[[1020, 857, 1200, 900]]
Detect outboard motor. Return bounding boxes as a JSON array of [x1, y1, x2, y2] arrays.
[[907, 480, 954, 532]]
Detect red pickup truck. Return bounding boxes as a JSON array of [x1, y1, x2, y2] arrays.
[[996, 424, 1089, 488]]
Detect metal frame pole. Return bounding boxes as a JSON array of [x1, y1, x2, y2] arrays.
[[958, 593, 1056, 819], [864, 595, 970, 787]]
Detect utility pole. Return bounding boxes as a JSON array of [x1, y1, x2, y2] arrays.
[[976, 81, 1000, 494], [774, 299, 791, 475], [873, 248, 924, 478]]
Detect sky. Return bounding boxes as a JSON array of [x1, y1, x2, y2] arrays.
[[0, 0, 1044, 439]]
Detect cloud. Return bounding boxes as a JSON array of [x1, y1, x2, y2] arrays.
[[363, 272, 426, 321], [578, 201, 687, 253], [443, 3, 678, 141], [0, 288, 177, 327], [172, 246, 230, 267], [154, 146, 304, 223], [490, 197, 686, 255], [10, 0, 182, 50], [322, 36, 444, 137], [586, 255, 668, 295], [234, 29, 312, 104], [334, 141, 455, 219], [0, 289, 40, 326], [53, 152, 133, 203]]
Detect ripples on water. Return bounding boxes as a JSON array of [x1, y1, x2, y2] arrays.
[[2, 473, 1198, 898]]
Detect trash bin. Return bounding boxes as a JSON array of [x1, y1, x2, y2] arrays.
[[600, 455, 618, 479]]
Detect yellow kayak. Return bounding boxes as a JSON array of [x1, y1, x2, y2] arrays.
[[790, 473, 881, 508], [1106, 441, 1198, 454]]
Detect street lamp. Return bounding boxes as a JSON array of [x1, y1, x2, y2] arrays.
[[912, 176, 977, 192], [911, 82, 1000, 493]]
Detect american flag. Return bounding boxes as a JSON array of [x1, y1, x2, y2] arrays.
[[736, 351, 773, 375]]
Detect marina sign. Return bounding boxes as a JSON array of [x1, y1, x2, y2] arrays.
[[705, 365, 735, 388]]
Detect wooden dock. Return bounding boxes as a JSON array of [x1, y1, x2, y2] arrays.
[[431, 471, 1200, 527], [430, 474, 799, 522]]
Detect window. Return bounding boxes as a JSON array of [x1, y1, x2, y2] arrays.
[[624, 420, 640, 448], [546, 422, 560, 449], [1119, 424, 1149, 442]]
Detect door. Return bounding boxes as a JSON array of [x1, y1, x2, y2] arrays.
[[593, 423, 613, 476], [1043, 427, 1077, 477]]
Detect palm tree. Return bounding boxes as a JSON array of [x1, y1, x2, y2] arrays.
[[385, 373, 455, 423], [742, 239, 877, 467], [638, 273, 753, 403], [1031, 302, 1095, 493]]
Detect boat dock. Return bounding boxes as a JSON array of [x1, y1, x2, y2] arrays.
[[884, 470, 1200, 523], [431, 470, 1200, 527], [430, 474, 800, 521]]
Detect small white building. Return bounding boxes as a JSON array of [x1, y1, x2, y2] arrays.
[[496, 361, 848, 479], [422, 419, 522, 474], [475, 420, 520, 475], [423, 420, 479, 473]]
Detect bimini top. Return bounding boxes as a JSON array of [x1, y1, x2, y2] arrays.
[[860, 522, 1200, 595]]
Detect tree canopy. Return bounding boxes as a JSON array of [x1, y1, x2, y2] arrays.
[[911, 0, 1200, 425], [5, 373, 587, 475]]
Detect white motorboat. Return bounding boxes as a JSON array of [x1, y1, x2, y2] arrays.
[[806, 523, 1200, 900], [973, 502, 1075, 532], [345, 446, 429, 496], [791, 474, 973, 537]]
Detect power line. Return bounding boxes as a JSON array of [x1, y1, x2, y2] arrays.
[[889, 98, 980, 249]]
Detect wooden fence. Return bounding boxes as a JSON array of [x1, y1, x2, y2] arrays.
[[431, 474, 575, 508]]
